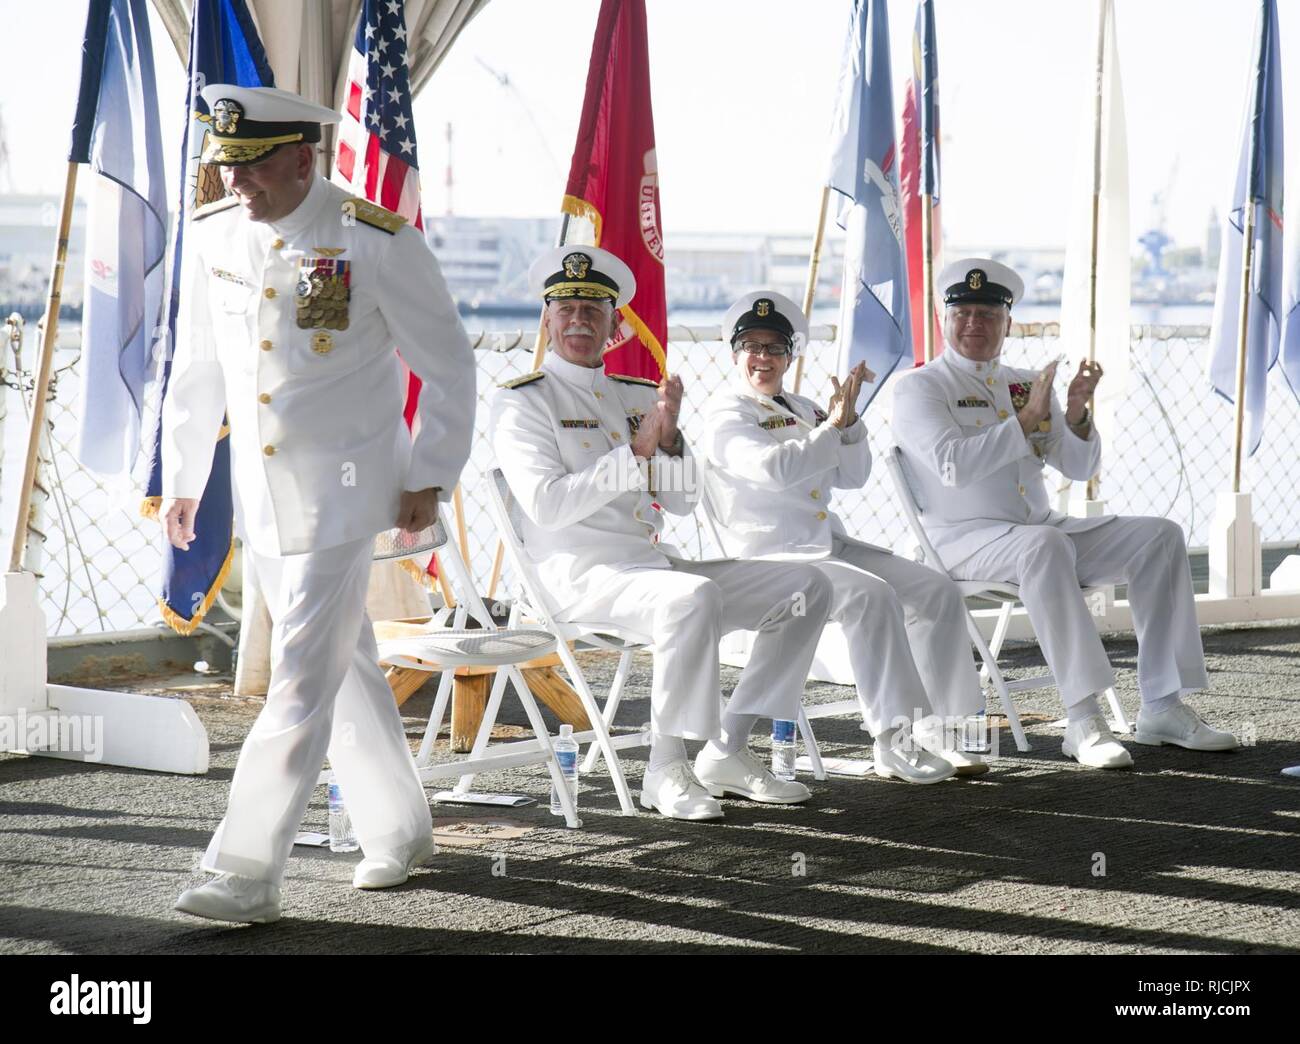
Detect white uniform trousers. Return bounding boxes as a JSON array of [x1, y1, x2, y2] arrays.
[[950, 516, 1208, 708], [559, 559, 832, 741], [202, 537, 431, 884], [814, 537, 985, 735]]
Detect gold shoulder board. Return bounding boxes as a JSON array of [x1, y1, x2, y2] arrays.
[[499, 372, 545, 390], [609, 374, 660, 387], [347, 197, 407, 235], [193, 196, 239, 221]]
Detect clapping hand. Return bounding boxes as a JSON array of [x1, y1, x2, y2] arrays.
[[657, 375, 684, 450], [631, 405, 664, 459], [1066, 359, 1103, 425], [1017, 359, 1059, 435], [826, 362, 873, 429]]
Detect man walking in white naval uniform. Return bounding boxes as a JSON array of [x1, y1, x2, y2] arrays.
[[161, 85, 476, 922], [492, 248, 832, 821], [701, 291, 985, 783], [890, 257, 1236, 769]]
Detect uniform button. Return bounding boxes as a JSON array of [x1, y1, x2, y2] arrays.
[[582, 440, 591, 448], [263, 445, 276, 456], [998, 409, 1009, 420], [985, 376, 995, 386], [816, 511, 828, 521], [258, 393, 272, 404], [1018, 484, 1026, 495], [272, 237, 284, 249], [611, 431, 622, 441], [263, 287, 277, 300], [594, 391, 603, 399], [260, 339, 273, 351], [810, 489, 821, 500], [975, 419, 983, 426]]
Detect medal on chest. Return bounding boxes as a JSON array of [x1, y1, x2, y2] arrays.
[[1008, 381, 1050, 434], [295, 257, 351, 332]]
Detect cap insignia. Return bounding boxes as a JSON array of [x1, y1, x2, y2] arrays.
[[213, 99, 242, 134], [563, 252, 592, 280], [755, 299, 772, 318], [966, 269, 985, 291]]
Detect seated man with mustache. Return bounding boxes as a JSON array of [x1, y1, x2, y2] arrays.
[[491, 249, 833, 820]]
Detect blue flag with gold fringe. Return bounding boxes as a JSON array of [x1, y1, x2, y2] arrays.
[[142, 0, 274, 633]]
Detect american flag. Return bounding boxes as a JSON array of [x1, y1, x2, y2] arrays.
[[333, 0, 423, 231]]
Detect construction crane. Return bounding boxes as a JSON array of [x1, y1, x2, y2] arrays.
[[474, 57, 564, 184], [1138, 158, 1179, 277]]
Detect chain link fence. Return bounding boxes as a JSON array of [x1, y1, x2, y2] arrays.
[[4, 322, 1299, 636]]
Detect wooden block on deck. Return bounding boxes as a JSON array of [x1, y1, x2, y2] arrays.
[[451, 673, 491, 752]]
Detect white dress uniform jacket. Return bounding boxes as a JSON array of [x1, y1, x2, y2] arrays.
[[490, 353, 698, 613], [699, 377, 884, 561], [162, 176, 476, 556], [889, 348, 1112, 568]]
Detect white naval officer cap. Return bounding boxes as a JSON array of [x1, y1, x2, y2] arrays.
[[721, 290, 810, 356], [198, 84, 341, 165], [528, 246, 637, 309], [937, 257, 1025, 308]]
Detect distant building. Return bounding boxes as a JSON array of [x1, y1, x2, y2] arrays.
[[1205, 208, 1221, 271], [0, 194, 87, 315]]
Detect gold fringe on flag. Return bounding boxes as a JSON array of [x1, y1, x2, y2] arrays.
[[560, 194, 604, 245]]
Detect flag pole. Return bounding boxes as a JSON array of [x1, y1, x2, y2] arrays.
[[8, 162, 78, 573], [1231, 201, 1257, 493], [921, 193, 936, 362], [1084, 0, 1107, 501], [1231, 1, 1267, 496], [793, 185, 830, 395]]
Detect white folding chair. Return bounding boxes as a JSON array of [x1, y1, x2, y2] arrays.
[[480, 468, 652, 816], [693, 486, 863, 782], [365, 506, 597, 826], [884, 445, 1129, 751]]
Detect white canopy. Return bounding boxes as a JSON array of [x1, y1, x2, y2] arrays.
[[149, 0, 489, 169]]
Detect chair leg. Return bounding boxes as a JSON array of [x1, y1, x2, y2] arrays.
[[504, 665, 581, 828], [453, 665, 512, 794], [580, 648, 632, 775], [1102, 686, 1130, 734], [416, 670, 455, 768], [795, 706, 826, 781], [966, 612, 1029, 753], [555, 641, 638, 816], [982, 600, 1013, 691]]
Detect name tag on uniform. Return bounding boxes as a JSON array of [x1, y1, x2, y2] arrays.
[[956, 397, 989, 408], [211, 267, 250, 287], [759, 417, 796, 430], [560, 419, 601, 429]]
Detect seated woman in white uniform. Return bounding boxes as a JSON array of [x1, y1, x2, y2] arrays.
[[699, 291, 989, 783]]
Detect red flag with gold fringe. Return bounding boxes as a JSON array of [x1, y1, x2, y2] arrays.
[[562, 0, 667, 380]]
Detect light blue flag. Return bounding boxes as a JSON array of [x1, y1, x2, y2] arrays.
[[1207, 0, 1283, 458], [828, 0, 911, 406], [72, 0, 168, 478]]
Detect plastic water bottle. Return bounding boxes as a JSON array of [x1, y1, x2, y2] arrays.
[[771, 719, 798, 780], [550, 724, 580, 816], [328, 772, 359, 852]]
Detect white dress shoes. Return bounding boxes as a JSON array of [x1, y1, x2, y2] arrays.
[[353, 834, 438, 890], [1135, 703, 1238, 751], [175, 873, 282, 924], [911, 720, 990, 777], [693, 747, 812, 804], [872, 733, 957, 784], [640, 761, 724, 820], [1062, 714, 1134, 769]]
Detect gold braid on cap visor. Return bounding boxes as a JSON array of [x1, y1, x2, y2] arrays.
[[202, 132, 304, 164], [543, 282, 618, 301]]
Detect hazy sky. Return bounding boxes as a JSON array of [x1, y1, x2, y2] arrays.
[[1, 0, 1295, 252]]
